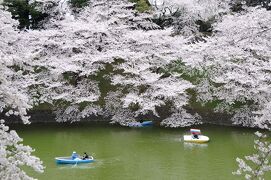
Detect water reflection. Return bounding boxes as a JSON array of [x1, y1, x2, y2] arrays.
[[183, 142, 208, 149], [57, 163, 96, 169]]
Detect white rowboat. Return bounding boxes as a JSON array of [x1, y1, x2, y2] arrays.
[[183, 135, 209, 143]]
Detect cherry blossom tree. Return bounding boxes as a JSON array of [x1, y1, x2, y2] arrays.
[[17, 0, 199, 127], [0, 6, 44, 179], [4, 0, 270, 129], [179, 6, 271, 129], [233, 131, 271, 179], [0, 120, 44, 180], [150, 0, 231, 35]]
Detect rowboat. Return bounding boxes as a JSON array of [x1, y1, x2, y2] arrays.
[[55, 156, 94, 164], [128, 121, 153, 127], [183, 135, 209, 143], [183, 129, 209, 143]]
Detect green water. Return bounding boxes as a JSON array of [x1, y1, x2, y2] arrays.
[[12, 123, 270, 180]]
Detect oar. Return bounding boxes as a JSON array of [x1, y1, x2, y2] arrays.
[[73, 159, 79, 167]]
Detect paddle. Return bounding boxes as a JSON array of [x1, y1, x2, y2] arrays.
[[72, 158, 79, 167]]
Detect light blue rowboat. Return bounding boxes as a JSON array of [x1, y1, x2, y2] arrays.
[[128, 121, 153, 127], [55, 156, 94, 164]]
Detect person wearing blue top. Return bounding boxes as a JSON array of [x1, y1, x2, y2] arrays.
[[71, 151, 79, 160]]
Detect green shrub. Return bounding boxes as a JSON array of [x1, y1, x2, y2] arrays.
[[130, 0, 151, 12], [69, 0, 89, 9], [2, 0, 48, 29]]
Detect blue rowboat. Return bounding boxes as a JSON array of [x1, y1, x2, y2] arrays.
[[141, 121, 153, 126], [128, 121, 153, 127], [55, 156, 94, 164]]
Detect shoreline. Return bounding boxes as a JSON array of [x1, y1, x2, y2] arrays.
[[2, 110, 260, 130]]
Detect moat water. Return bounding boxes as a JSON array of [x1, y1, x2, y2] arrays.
[[12, 123, 270, 180]]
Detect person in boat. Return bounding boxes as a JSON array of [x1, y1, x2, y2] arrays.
[[139, 119, 143, 123], [193, 134, 199, 139], [82, 152, 89, 160], [71, 151, 79, 160]]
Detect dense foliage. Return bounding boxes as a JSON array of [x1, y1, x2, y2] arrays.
[[0, 0, 270, 127]]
